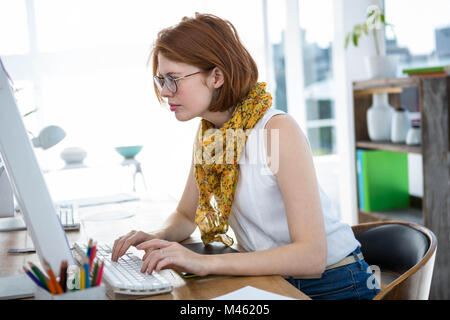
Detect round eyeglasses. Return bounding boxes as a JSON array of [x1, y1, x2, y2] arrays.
[[153, 71, 202, 94]]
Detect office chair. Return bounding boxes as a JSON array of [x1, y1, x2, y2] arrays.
[[352, 221, 437, 300]]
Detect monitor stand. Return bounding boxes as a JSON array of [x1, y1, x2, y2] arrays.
[[0, 163, 25, 231], [0, 274, 35, 300], [0, 215, 26, 231]]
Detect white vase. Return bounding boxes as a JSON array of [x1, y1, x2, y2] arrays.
[[406, 120, 421, 145], [391, 108, 410, 143], [367, 93, 394, 141], [364, 55, 397, 79]]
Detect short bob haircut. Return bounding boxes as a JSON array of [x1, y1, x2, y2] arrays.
[[150, 13, 258, 112]]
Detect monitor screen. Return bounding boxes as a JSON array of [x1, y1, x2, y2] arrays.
[[0, 58, 74, 273]]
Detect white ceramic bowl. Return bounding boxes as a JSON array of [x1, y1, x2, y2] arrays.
[[60, 147, 87, 165]]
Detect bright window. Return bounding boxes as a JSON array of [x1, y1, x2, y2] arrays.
[[1, 0, 267, 200], [265, 0, 288, 112], [267, 0, 336, 156], [299, 0, 335, 157], [0, 0, 29, 55], [384, 0, 450, 73]]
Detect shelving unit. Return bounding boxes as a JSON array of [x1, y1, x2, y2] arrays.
[[352, 76, 449, 300], [355, 140, 421, 154]]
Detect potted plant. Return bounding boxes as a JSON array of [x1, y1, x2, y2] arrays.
[[345, 4, 397, 79]]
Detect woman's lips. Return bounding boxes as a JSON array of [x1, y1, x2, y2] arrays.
[[170, 104, 181, 111]]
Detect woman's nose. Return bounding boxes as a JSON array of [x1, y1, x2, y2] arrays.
[[160, 84, 173, 98]]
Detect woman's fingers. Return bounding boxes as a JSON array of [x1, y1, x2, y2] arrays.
[[155, 256, 176, 272], [138, 243, 208, 276], [111, 230, 139, 261], [141, 246, 168, 273], [112, 230, 157, 261], [142, 249, 152, 261], [112, 232, 131, 261], [136, 238, 171, 251], [117, 237, 135, 259]]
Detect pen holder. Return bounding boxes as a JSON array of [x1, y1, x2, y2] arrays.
[[34, 284, 106, 300]]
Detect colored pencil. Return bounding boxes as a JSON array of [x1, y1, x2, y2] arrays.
[[28, 262, 49, 291], [43, 259, 64, 294], [80, 270, 85, 290], [83, 257, 90, 289], [91, 260, 99, 286], [89, 244, 97, 273], [46, 278, 57, 294], [59, 260, 68, 293], [23, 266, 48, 291], [86, 238, 93, 257], [72, 271, 78, 291], [96, 261, 104, 286]]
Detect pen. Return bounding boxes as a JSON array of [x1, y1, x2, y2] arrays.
[[28, 262, 50, 291], [96, 261, 104, 286], [23, 266, 48, 291], [43, 259, 64, 294]]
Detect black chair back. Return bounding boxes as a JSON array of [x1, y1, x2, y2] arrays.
[[355, 224, 429, 274]]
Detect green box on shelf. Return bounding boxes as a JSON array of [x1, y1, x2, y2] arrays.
[[357, 149, 410, 212]]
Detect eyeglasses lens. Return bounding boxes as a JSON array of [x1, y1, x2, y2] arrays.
[[153, 76, 177, 93], [165, 77, 177, 93], [154, 76, 163, 92]]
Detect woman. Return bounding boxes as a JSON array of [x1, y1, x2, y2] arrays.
[[111, 13, 380, 300]]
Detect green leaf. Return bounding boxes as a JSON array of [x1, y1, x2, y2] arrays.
[[353, 32, 359, 47], [345, 33, 350, 48], [363, 23, 369, 35]]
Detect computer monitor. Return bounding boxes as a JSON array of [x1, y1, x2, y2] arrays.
[[0, 58, 74, 274]]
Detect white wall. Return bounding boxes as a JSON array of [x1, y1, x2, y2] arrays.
[[332, 0, 384, 225]]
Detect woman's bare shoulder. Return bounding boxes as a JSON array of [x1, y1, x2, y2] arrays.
[[264, 113, 307, 141]]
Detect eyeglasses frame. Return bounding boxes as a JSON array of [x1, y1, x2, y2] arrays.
[[153, 71, 203, 94]]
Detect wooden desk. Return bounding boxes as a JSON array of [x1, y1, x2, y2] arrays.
[[0, 198, 309, 300]]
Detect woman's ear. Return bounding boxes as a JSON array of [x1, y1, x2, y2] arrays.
[[210, 67, 224, 89]]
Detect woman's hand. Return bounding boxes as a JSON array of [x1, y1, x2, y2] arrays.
[[111, 230, 159, 262], [136, 239, 210, 277]]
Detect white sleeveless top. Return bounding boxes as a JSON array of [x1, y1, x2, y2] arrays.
[[229, 107, 360, 266]]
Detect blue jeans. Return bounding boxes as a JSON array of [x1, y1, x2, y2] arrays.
[[287, 247, 381, 300]]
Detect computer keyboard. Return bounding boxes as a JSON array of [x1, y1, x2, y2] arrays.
[[73, 243, 173, 297], [55, 203, 80, 231]]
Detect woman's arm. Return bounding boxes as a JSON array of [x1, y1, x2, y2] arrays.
[[137, 114, 328, 277]]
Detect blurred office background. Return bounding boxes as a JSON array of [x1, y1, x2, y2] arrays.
[[1, 0, 449, 225]]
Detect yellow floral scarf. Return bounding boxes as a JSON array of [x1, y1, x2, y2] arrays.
[[193, 82, 272, 246]]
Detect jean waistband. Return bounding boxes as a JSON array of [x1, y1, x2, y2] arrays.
[[292, 247, 364, 280]]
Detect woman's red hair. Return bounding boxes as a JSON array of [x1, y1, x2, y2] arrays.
[[150, 13, 258, 112]]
